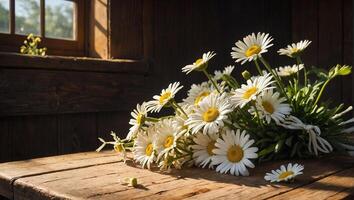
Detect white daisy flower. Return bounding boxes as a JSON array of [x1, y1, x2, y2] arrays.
[[134, 129, 156, 169], [126, 102, 149, 140], [250, 90, 292, 124], [183, 82, 213, 106], [173, 104, 194, 133], [191, 132, 219, 168], [212, 129, 258, 176], [231, 32, 273, 65], [276, 64, 304, 77], [182, 51, 216, 74], [186, 93, 233, 135], [214, 65, 235, 81], [278, 40, 311, 58], [147, 82, 183, 113], [231, 73, 274, 108], [154, 118, 185, 160], [264, 163, 304, 182]]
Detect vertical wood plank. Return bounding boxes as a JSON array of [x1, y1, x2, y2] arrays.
[[58, 113, 97, 154], [97, 112, 130, 141], [0, 119, 10, 163], [264, 0, 292, 66], [10, 115, 58, 161], [109, 0, 144, 59], [89, 0, 109, 58], [292, 0, 319, 67], [342, 0, 353, 113], [318, 0, 343, 104]]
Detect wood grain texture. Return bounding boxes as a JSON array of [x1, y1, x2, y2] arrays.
[[0, 69, 147, 116], [0, 119, 10, 163], [58, 113, 97, 154], [5, 155, 354, 200], [0, 151, 120, 199], [0, 53, 149, 74], [110, 0, 144, 59], [318, 0, 343, 105], [342, 0, 353, 111], [292, 0, 319, 67], [268, 167, 354, 200], [10, 115, 58, 161]]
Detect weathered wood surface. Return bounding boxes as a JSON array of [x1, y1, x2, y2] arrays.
[[0, 152, 353, 200], [0, 151, 120, 199]]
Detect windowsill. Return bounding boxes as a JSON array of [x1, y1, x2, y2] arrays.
[[0, 52, 150, 74]]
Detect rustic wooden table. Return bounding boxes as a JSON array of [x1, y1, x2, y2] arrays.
[[0, 151, 353, 200]]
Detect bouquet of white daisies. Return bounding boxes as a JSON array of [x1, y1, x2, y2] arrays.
[[97, 32, 354, 181]]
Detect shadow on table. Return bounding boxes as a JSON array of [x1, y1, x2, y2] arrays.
[[124, 155, 354, 192]]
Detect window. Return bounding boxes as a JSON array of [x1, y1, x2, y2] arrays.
[[0, 0, 85, 56]]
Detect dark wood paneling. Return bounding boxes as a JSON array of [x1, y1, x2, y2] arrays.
[[110, 0, 144, 59], [0, 119, 10, 162], [10, 115, 57, 161], [58, 113, 97, 154], [342, 0, 353, 109], [97, 112, 130, 140], [264, 0, 292, 66], [292, 0, 319, 67], [292, 0, 352, 107], [318, 0, 343, 104], [0, 69, 147, 116]]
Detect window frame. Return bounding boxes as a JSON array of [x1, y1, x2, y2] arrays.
[[0, 0, 85, 56]]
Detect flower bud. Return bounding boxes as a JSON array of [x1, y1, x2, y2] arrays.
[[242, 70, 251, 80]]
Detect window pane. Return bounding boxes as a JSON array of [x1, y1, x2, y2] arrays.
[[15, 0, 40, 35], [45, 0, 74, 40], [0, 0, 9, 33]]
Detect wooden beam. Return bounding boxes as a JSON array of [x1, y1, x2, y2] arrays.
[[0, 68, 149, 116], [0, 52, 149, 74]]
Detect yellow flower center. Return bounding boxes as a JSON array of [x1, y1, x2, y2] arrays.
[[145, 143, 153, 156], [194, 91, 210, 105], [207, 141, 216, 156], [243, 87, 258, 99], [202, 108, 220, 122], [278, 171, 294, 180], [195, 58, 204, 66], [194, 58, 208, 71], [136, 114, 144, 125], [114, 144, 124, 153], [159, 92, 171, 104], [245, 45, 261, 57], [227, 145, 244, 163], [291, 47, 299, 53], [164, 136, 174, 148], [262, 100, 275, 114]]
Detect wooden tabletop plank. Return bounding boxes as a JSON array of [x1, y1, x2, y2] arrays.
[[0, 151, 120, 199], [267, 167, 354, 200], [11, 156, 354, 200]]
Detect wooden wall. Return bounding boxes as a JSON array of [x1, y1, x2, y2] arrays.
[[292, 0, 353, 106], [0, 0, 352, 163]]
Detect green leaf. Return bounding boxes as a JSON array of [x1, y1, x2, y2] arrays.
[[337, 65, 352, 76], [275, 139, 285, 153], [258, 144, 276, 157]]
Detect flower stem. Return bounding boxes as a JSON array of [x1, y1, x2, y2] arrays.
[[296, 56, 307, 86], [252, 101, 264, 128], [254, 59, 263, 75], [313, 78, 331, 106], [172, 100, 188, 117], [202, 69, 221, 93], [259, 57, 290, 102], [145, 117, 160, 122]]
